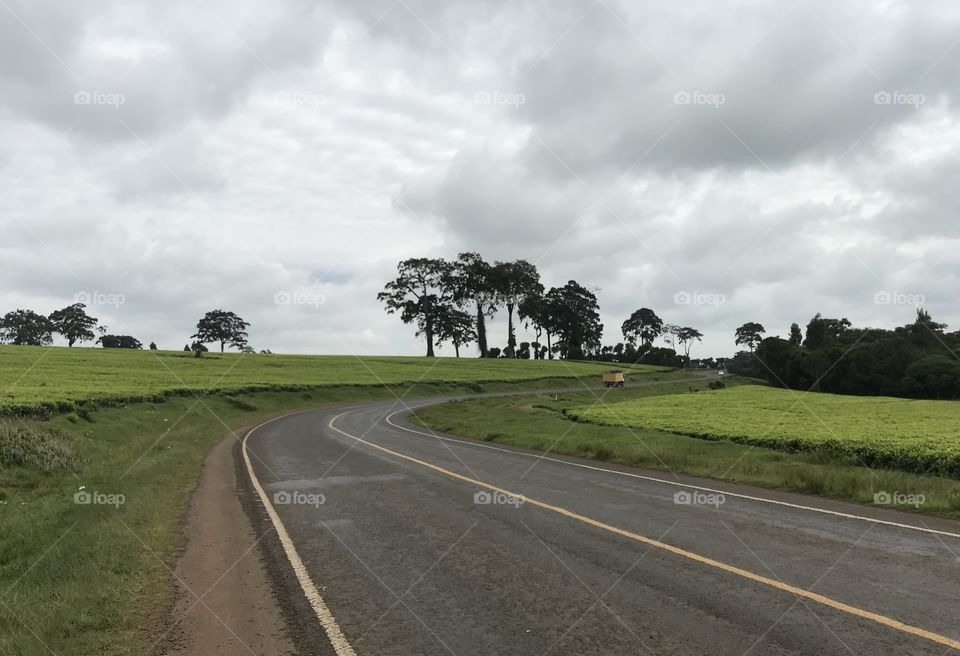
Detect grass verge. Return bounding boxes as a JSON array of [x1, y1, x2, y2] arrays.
[[410, 380, 960, 518]]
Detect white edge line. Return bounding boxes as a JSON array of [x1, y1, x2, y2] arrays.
[[242, 413, 358, 656], [383, 406, 960, 541]]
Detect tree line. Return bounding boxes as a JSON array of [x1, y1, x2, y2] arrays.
[[0, 304, 254, 356], [378, 253, 704, 365], [728, 309, 960, 399]]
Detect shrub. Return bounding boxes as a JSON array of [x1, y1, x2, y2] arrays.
[[0, 423, 82, 472]]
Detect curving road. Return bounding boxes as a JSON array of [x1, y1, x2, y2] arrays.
[[242, 390, 960, 656]]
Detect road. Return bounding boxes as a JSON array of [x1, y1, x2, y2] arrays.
[[242, 390, 960, 656]]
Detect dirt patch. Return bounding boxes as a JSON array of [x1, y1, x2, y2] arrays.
[[159, 429, 297, 656]]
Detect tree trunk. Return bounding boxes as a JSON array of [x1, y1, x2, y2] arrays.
[[425, 314, 435, 357], [454, 343, 460, 358], [221, 340, 225, 353], [546, 331, 553, 359], [506, 303, 516, 357], [476, 304, 488, 357]]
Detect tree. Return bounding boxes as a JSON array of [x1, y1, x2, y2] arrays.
[[519, 292, 560, 359], [49, 303, 98, 347], [191, 341, 208, 358], [789, 323, 803, 347], [735, 322, 766, 351], [434, 306, 476, 358], [192, 310, 250, 353], [378, 258, 453, 357], [661, 324, 680, 350], [492, 260, 543, 357], [450, 253, 497, 357], [97, 335, 143, 349], [546, 281, 603, 359], [0, 310, 54, 346], [622, 308, 662, 347], [676, 327, 703, 360], [803, 313, 850, 350], [149, 342, 158, 350]]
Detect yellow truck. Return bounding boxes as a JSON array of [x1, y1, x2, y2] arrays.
[[602, 369, 625, 388]]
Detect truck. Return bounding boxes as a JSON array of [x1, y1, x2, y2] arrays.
[[601, 370, 625, 388]]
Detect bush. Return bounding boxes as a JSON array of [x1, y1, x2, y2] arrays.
[[0, 423, 82, 472]]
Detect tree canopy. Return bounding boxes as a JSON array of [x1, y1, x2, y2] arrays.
[[191, 310, 250, 353], [0, 309, 54, 346], [49, 303, 98, 347]]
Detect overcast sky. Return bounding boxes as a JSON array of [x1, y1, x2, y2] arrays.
[[1, 0, 957, 358]]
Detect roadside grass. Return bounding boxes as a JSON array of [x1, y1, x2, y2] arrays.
[[0, 346, 667, 416], [0, 370, 674, 656], [410, 381, 960, 518]]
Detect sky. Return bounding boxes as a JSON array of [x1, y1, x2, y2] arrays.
[[1, 0, 958, 358]]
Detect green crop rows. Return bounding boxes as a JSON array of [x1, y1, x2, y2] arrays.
[[569, 384, 960, 476], [0, 345, 664, 415]]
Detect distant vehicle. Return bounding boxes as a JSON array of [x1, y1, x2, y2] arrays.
[[602, 370, 625, 388], [718, 370, 725, 375]]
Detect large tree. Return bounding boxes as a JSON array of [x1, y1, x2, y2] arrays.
[[735, 322, 766, 352], [545, 281, 603, 359], [450, 252, 497, 357], [191, 310, 250, 352], [519, 291, 559, 359], [676, 327, 703, 360], [492, 260, 543, 357], [49, 303, 98, 347], [0, 309, 54, 346], [621, 308, 663, 347], [433, 305, 477, 358], [377, 258, 453, 357], [788, 322, 803, 347]]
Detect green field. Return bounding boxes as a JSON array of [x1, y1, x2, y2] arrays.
[[0, 345, 664, 415], [568, 385, 960, 476]]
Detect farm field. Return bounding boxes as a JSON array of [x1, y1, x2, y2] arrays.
[[412, 381, 960, 514], [0, 345, 666, 415], [568, 384, 960, 476]]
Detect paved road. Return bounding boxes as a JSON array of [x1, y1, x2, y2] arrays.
[[243, 390, 960, 656]]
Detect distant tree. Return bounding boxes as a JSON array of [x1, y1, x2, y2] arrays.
[[519, 291, 559, 359], [97, 335, 143, 349], [450, 253, 497, 357], [149, 341, 158, 350], [661, 323, 680, 350], [735, 322, 766, 351], [788, 323, 803, 347], [487, 347, 501, 358], [192, 310, 250, 353], [183, 344, 191, 352], [517, 341, 531, 359], [191, 341, 208, 358], [378, 258, 453, 357], [908, 308, 947, 349], [676, 327, 703, 360], [49, 303, 98, 347], [492, 260, 543, 357], [240, 345, 256, 354], [434, 305, 476, 358], [622, 308, 662, 347], [0, 309, 55, 346], [803, 314, 850, 350], [546, 281, 603, 359]]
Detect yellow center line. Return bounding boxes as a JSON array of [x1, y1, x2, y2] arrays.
[[328, 411, 960, 652]]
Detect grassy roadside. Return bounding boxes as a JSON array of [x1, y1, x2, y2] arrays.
[[0, 372, 644, 656], [410, 380, 960, 518]]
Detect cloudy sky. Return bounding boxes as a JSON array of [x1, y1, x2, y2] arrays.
[[1, 0, 958, 358]]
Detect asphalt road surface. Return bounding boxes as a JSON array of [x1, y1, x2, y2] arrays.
[[242, 390, 960, 656]]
